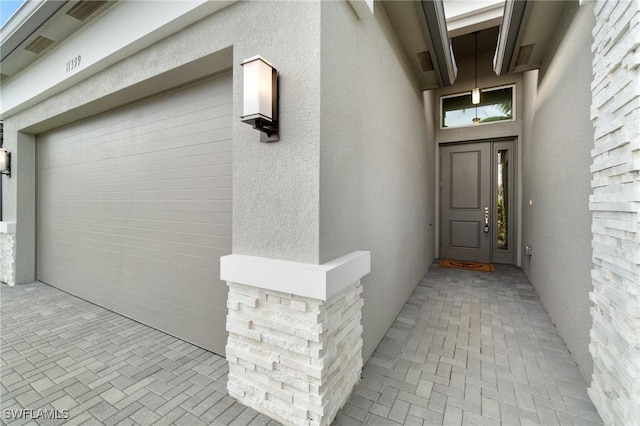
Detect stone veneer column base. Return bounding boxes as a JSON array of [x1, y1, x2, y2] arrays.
[[221, 251, 370, 426], [0, 222, 16, 286]]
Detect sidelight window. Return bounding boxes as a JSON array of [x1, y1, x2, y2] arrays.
[[497, 148, 509, 251]]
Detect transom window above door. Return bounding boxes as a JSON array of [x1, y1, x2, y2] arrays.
[[441, 84, 515, 129]]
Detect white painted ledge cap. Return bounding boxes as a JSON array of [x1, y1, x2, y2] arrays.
[[220, 251, 371, 301], [0, 222, 16, 234]]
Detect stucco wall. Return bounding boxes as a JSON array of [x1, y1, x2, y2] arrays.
[[318, 1, 435, 360], [521, 1, 595, 380], [1, 125, 36, 284], [2, 1, 324, 286]]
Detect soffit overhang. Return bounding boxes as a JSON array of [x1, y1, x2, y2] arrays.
[[1, 1, 459, 95], [383, 0, 458, 89], [0, 0, 114, 83], [494, 0, 571, 76]]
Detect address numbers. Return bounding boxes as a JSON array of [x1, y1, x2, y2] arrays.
[[66, 55, 81, 73]]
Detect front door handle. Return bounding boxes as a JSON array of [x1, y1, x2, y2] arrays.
[[484, 207, 489, 233]]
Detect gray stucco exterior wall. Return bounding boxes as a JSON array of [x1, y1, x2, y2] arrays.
[[319, 1, 435, 360], [3, 0, 437, 369], [1, 124, 36, 285], [521, 1, 595, 380], [3, 1, 324, 285]]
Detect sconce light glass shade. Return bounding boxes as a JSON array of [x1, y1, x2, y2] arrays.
[[0, 149, 10, 178], [472, 88, 481, 105], [241, 56, 279, 142]]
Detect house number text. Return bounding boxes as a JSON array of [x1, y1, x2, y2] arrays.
[[66, 55, 81, 73]]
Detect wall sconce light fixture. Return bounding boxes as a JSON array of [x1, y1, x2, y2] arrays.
[[0, 149, 10, 178], [241, 56, 279, 142]]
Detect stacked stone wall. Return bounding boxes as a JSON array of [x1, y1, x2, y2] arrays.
[[588, 1, 640, 424], [226, 281, 363, 426], [0, 232, 15, 286]]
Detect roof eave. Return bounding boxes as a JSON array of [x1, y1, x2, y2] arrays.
[[0, 0, 67, 62], [493, 0, 527, 76], [421, 0, 457, 86]]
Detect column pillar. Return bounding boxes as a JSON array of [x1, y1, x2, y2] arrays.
[[221, 251, 370, 426]]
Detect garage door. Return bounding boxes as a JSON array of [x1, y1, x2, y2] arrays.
[[37, 75, 232, 355]]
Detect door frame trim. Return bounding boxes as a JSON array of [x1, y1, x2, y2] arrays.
[[436, 137, 520, 265]]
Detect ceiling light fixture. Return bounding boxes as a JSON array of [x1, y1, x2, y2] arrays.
[[472, 31, 480, 105]]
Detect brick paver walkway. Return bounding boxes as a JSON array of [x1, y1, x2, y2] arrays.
[[335, 264, 603, 426], [1, 264, 602, 425]]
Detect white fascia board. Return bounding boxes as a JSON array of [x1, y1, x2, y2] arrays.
[[1, 0, 50, 42], [444, 1, 503, 22], [493, 0, 526, 76], [0, 1, 66, 61], [0, 222, 16, 234], [349, 0, 374, 19], [421, 0, 457, 86], [0, 0, 235, 118], [221, 251, 371, 301], [446, 2, 504, 37]]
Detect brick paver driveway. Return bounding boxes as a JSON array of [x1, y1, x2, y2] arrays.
[[0, 282, 275, 426], [1, 264, 603, 425]]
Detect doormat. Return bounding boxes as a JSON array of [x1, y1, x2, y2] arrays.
[[439, 258, 494, 272]]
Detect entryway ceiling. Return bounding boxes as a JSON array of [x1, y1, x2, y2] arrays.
[[385, 0, 575, 87], [450, 26, 500, 58]]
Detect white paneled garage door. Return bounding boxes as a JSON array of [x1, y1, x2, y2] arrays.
[[38, 75, 232, 355]]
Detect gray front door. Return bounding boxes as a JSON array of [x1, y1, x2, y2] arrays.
[[440, 140, 516, 264]]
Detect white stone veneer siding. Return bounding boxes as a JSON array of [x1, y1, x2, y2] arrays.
[[588, 1, 640, 424], [0, 224, 15, 286], [226, 280, 363, 426]]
